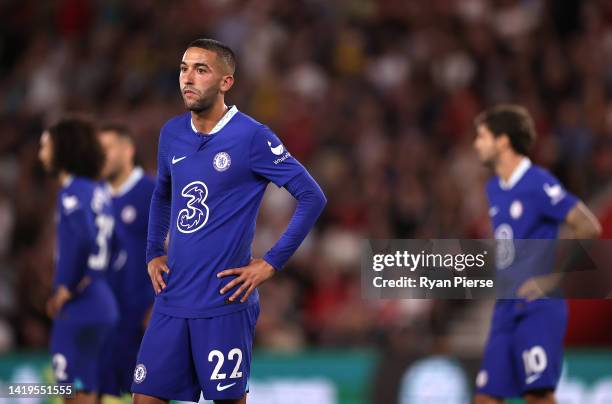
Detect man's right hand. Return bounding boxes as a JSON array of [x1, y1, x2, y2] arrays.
[[46, 285, 72, 318], [148, 256, 170, 294]]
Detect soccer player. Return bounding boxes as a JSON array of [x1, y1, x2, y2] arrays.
[[97, 124, 155, 399], [40, 117, 118, 404], [472, 105, 602, 404], [131, 39, 326, 404]]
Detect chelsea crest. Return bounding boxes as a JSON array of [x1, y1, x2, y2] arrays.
[[213, 152, 231, 172]]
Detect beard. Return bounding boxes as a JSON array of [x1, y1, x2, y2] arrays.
[[103, 165, 122, 183], [182, 85, 220, 113], [479, 152, 498, 169]]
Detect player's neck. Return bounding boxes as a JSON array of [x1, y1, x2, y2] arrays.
[[496, 152, 526, 183], [191, 101, 229, 134], [109, 165, 135, 191]]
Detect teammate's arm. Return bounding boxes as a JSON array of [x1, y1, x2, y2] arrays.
[[518, 200, 602, 301], [47, 207, 92, 317], [564, 201, 602, 239], [146, 131, 172, 294]]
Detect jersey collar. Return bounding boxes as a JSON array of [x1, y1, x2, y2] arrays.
[[499, 157, 531, 190], [108, 167, 144, 197], [190, 105, 239, 135]]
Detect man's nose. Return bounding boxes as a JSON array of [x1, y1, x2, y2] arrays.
[[181, 70, 194, 84]]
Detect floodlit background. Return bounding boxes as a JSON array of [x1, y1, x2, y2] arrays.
[[1, 0, 612, 403]]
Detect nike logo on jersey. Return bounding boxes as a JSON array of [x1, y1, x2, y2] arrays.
[[217, 382, 236, 391], [525, 373, 542, 384], [172, 155, 187, 164], [543, 183, 565, 205], [267, 141, 285, 156]]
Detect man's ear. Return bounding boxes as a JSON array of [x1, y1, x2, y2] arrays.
[[220, 75, 234, 93], [497, 133, 511, 150]]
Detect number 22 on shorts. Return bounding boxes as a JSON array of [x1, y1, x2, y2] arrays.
[[208, 348, 243, 380]]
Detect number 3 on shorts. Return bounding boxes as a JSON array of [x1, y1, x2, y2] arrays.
[[208, 348, 243, 380]]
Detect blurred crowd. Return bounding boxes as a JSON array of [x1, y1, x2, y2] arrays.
[[0, 0, 611, 354]]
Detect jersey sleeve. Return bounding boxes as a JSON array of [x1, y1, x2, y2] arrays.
[[535, 172, 579, 222], [262, 172, 326, 270], [54, 199, 94, 292], [249, 125, 305, 187], [146, 129, 172, 263]]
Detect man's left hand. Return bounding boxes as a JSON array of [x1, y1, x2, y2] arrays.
[[218, 258, 276, 303]]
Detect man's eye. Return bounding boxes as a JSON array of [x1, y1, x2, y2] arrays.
[[197, 68, 205, 74]]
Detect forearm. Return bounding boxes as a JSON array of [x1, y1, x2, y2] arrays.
[[263, 172, 326, 270], [55, 219, 89, 292], [146, 186, 171, 263], [572, 224, 601, 240]]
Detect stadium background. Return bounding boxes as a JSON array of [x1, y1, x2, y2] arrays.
[[1, 0, 612, 402]]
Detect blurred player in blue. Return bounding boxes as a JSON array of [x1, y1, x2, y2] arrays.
[[40, 117, 119, 404], [97, 124, 155, 400], [131, 39, 326, 404], [472, 105, 601, 404]]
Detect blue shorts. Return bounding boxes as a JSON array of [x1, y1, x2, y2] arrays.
[[131, 303, 259, 401], [476, 299, 567, 398], [99, 323, 145, 396], [50, 319, 114, 392]]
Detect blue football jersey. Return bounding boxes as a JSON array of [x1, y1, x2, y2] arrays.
[[107, 167, 155, 323], [54, 177, 118, 324], [149, 106, 307, 318], [486, 158, 578, 296]]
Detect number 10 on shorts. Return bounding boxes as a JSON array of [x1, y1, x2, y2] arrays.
[[208, 348, 243, 380]]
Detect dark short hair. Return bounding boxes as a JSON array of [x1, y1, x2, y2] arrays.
[[99, 122, 134, 143], [187, 38, 236, 74], [474, 104, 536, 155], [47, 117, 104, 179]]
